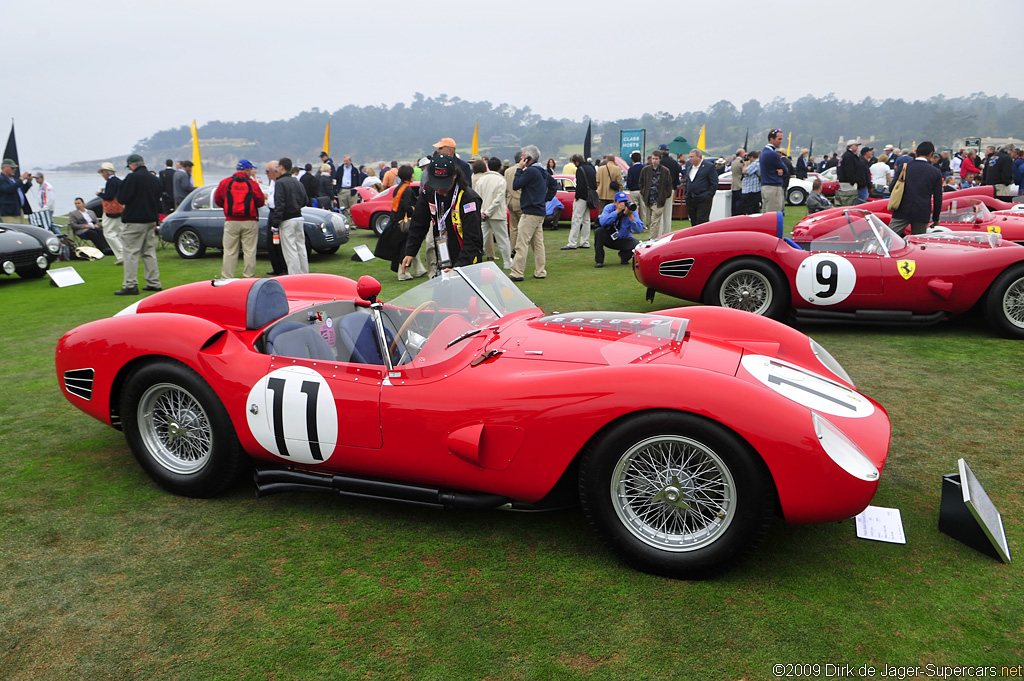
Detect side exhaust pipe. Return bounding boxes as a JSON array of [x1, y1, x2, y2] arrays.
[[254, 468, 510, 510]]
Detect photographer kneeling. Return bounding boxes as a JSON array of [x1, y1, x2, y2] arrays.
[[594, 191, 644, 268]]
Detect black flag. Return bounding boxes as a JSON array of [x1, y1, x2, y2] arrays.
[[743, 128, 748, 151], [808, 137, 813, 158], [4, 121, 17, 166], [583, 120, 592, 161]]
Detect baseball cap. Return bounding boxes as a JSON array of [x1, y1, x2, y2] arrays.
[[425, 154, 457, 191], [614, 191, 629, 202], [1, 158, 17, 168], [236, 159, 256, 170], [98, 162, 116, 173], [126, 154, 144, 166], [846, 140, 859, 148], [433, 137, 457, 149]]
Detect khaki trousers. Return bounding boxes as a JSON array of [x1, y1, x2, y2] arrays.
[[510, 213, 545, 279], [221, 220, 259, 278], [101, 213, 125, 261], [120, 221, 160, 289]]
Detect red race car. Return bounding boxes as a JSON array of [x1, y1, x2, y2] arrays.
[[55, 263, 890, 578], [552, 174, 599, 223], [348, 182, 420, 236], [633, 211, 1024, 338], [793, 187, 1024, 245]]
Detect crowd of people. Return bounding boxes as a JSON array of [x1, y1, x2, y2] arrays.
[[5, 129, 1023, 293]]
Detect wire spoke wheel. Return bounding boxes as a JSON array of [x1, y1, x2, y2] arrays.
[[1002, 278, 1024, 329], [611, 435, 736, 552], [137, 382, 213, 475], [720, 270, 772, 315]]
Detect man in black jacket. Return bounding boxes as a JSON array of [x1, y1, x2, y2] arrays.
[[683, 149, 719, 226], [562, 154, 592, 249], [402, 154, 483, 277], [657, 145, 682, 236], [889, 141, 943, 236], [983, 146, 1015, 199], [835, 142, 861, 207], [271, 157, 309, 274], [114, 154, 163, 295]]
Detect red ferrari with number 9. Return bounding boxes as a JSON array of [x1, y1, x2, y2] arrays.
[[633, 211, 1024, 338]]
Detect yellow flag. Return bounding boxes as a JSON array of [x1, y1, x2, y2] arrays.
[[786, 132, 792, 157], [696, 125, 706, 152], [323, 118, 331, 156], [190, 120, 204, 187], [471, 120, 479, 156]]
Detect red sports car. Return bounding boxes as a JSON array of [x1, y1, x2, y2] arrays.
[[552, 174, 599, 223], [55, 263, 890, 578], [792, 189, 1024, 245], [633, 211, 1024, 338], [348, 182, 420, 235]]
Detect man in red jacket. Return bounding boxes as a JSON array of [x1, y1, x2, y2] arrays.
[[214, 159, 265, 278]]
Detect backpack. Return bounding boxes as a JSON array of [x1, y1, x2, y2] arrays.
[[224, 176, 257, 218]]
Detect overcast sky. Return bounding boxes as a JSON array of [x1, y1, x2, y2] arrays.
[[4, 0, 1019, 167]]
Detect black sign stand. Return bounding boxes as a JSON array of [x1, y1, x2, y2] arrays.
[[939, 459, 1011, 563]]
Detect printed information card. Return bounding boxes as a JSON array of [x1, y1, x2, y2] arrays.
[[855, 505, 907, 544]]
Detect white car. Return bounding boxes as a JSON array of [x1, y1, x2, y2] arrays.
[[717, 172, 814, 206]]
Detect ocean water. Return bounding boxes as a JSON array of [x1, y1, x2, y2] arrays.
[[23, 169, 229, 216]]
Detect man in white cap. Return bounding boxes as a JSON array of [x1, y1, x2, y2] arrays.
[[96, 161, 126, 264], [31, 172, 58, 234]]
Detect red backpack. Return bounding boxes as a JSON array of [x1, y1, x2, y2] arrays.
[[224, 176, 258, 218]]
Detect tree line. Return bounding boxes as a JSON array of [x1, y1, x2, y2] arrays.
[[133, 92, 1024, 166]]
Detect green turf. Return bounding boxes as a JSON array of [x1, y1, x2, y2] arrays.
[[1, 210, 1021, 679]]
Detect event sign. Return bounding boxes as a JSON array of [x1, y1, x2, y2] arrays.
[[620, 129, 645, 161]]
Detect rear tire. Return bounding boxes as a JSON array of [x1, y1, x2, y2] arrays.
[[787, 187, 807, 206], [120, 360, 242, 498], [579, 412, 775, 579], [703, 258, 789, 321], [985, 263, 1024, 339]]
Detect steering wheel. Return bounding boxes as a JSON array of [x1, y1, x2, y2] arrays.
[[390, 300, 437, 355]]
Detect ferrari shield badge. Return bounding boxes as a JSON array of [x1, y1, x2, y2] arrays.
[[987, 225, 1002, 234], [897, 260, 916, 280]]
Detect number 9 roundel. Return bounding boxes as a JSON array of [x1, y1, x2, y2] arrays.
[[247, 367, 339, 464], [795, 254, 857, 306]]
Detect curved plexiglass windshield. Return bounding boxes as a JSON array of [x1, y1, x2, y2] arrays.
[[809, 210, 904, 256], [387, 262, 537, 320], [939, 198, 991, 223]]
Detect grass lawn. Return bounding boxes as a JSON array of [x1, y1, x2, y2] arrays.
[[1, 209, 1021, 680]]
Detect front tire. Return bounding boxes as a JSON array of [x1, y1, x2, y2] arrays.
[[579, 412, 775, 579], [120, 360, 242, 498], [787, 187, 807, 206], [703, 258, 789, 320], [174, 227, 206, 259], [371, 212, 390, 236], [985, 264, 1024, 339], [16, 266, 47, 279]]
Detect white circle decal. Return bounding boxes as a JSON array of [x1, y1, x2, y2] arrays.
[[247, 366, 338, 464], [795, 254, 857, 306]]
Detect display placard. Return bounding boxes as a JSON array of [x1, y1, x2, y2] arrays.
[[46, 267, 85, 287]]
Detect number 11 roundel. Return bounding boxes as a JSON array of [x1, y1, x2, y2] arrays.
[[246, 367, 339, 464], [795, 254, 857, 306]]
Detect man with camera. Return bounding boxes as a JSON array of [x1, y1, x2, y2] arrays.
[[594, 191, 644, 268], [510, 145, 558, 281]]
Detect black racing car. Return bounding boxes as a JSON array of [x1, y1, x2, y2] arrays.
[[0, 221, 60, 279]]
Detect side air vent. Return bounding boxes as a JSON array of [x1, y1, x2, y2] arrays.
[[63, 368, 95, 400], [659, 258, 694, 278]]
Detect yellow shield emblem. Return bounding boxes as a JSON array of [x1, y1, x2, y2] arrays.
[[897, 260, 916, 279], [987, 225, 1002, 234]]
